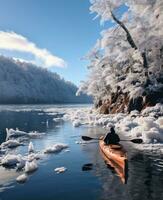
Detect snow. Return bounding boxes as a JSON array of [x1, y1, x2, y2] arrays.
[[54, 167, 67, 174], [0, 56, 91, 104], [44, 143, 68, 154], [16, 174, 28, 183], [25, 160, 38, 173], [64, 106, 163, 152]]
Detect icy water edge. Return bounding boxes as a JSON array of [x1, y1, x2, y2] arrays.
[[0, 104, 163, 200]]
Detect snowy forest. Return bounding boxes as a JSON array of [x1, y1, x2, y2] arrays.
[[78, 0, 163, 114], [0, 56, 91, 104]]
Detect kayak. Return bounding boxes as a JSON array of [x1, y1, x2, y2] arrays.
[[99, 137, 127, 168], [99, 138, 128, 183]]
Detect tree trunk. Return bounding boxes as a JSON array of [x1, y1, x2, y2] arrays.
[[111, 11, 149, 82]]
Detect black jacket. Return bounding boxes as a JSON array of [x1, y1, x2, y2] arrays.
[[104, 131, 120, 145]]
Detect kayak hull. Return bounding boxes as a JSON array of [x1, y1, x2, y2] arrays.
[[99, 139, 128, 183]]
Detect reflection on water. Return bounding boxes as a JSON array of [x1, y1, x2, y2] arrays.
[[0, 105, 163, 200], [100, 149, 128, 184]]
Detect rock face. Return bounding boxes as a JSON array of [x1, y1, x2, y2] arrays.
[[98, 88, 163, 114]]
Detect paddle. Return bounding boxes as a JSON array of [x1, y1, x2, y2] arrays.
[[81, 136, 143, 144]]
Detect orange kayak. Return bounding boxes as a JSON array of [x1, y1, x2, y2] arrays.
[[99, 138, 128, 183]]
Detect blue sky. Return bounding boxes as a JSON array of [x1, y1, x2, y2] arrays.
[[0, 0, 108, 85], [0, 0, 128, 86]]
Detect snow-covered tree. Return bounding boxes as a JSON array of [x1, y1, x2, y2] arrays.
[[78, 0, 163, 113]]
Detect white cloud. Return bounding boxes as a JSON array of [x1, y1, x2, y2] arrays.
[[0, 31, 67, 68]]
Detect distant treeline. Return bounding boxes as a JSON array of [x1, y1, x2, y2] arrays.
[[0, 56, 91, 104]]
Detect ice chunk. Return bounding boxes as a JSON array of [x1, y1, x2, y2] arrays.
[[16, 174, 28, 183], [72, 120, 81, 127], [6, 128, 28, 140], [1, 154, 22, 167], [25, 160, 38, 173], [44, 143, 68, 154], [28, 131, 45, 138], [54, 167, 67, 174], [16, 158, 26, 170], [1, 140, 21, 148], [28, 142, 34, 153], [26, 152, 44, 162], [53, 117, 64, 122]]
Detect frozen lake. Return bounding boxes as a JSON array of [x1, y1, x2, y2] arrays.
[[0, 104, 163, 200]]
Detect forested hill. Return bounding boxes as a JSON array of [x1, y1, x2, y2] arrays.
[[0, 56, 91, 104]]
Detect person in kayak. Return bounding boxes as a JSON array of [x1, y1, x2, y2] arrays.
[[104, 127, 120, 145]]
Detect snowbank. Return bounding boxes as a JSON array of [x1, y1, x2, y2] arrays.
[[64, 104, 163, 151]]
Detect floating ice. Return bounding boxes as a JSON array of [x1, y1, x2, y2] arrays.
[[1, 139, 22, 148], [53, 117, 64, 122], [26, 152, 44, 162], [6, 128, 45, 141], [6, 128, 28, 140], [16, 158, 26, 170], [54, 167, 67, 174], [64, 149, 70, 152], [1, 154, 22, 167], [25, 160, 38, 173], [28, 131, 45, 138], [72, 120, 81, 127], [16, 174, 28, 183], [28, 142, 34, 153], [44, 143, 68, 154]]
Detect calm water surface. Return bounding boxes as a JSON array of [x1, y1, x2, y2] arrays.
[[0, 104, 163, 200]]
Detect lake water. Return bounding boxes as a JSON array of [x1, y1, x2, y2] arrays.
[[0, 104, 163, 200]]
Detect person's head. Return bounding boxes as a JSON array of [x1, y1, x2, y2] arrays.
[[110, 127, 115, 134]]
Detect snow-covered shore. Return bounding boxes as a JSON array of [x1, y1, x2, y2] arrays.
[[64, 104, 163, 152]]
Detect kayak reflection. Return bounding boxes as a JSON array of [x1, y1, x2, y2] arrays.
[[100, 149, 128, 184]]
